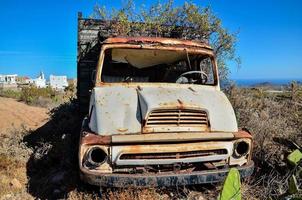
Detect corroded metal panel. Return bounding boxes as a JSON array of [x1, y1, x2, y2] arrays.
[[111, 141, 233, 166], [103, 37, 212, 49], [89, 84, 238, 135], [80, 161, 254, 187]]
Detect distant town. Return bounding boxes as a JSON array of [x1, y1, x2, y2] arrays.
[[0, 72, 76, 91]]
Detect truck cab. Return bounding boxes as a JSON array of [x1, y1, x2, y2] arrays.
[[78, 37, 254, 187]]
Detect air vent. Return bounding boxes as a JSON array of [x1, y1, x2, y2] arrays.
[[146, 109, 209, 127], [120, 149, 227, 160]]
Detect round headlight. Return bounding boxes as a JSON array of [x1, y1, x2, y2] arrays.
[[87, 147, 108, 166], [234, 141, 249, 157]]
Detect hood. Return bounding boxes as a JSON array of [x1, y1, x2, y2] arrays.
[[89, 84, 238, 135]]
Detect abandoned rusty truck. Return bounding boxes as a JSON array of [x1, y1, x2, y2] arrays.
[[77, 13, 254, 187]]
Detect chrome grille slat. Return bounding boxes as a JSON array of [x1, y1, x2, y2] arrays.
[[146, 109, 209, 127]]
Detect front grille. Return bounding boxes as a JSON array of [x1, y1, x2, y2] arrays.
[[120, 149, 227, 160], [146, 109, 209, 126]]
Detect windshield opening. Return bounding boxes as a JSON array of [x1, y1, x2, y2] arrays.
[[100, 48, 216, 85]]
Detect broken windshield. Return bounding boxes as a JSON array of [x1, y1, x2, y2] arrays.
[[100, 48, 216, 85]]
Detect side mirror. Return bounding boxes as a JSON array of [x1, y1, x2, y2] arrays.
[[91, 70, 96, 84]]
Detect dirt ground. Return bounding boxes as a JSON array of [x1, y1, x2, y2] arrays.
[[0, 97, 49, 134]]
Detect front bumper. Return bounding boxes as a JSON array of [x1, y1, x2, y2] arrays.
[[80, 161, 254, 188]]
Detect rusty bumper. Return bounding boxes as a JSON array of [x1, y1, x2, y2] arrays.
[[80, 161, 254, 188]]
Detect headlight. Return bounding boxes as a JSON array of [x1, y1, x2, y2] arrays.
[[85, 146, 108, 167], [234, 140, 250, 158]]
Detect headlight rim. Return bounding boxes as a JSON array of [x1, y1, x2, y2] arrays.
[[233, 140, 250, 158], [85, 146, 108, 167]]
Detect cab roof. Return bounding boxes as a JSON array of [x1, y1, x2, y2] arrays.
[[103, 37, 212, 50]]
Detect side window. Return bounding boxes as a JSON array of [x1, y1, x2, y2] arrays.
[[199, 57, 215, 85]]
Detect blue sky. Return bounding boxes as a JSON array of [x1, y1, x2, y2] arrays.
[[0, 0, 301, 80]]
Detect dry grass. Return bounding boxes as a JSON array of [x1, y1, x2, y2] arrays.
[[227, 85, 302, 199], [0, 128, 33, 199]]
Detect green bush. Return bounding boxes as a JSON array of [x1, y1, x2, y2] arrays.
[[0, 86, 73, 108], [20, 87, 56, 105], [0, 89, 22, 99]]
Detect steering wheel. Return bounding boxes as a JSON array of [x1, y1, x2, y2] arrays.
[[176, 71, 208, 84], [123, 76, 133, 82]]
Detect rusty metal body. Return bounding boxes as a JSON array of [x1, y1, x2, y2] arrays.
[[79, 37, 254, 187]]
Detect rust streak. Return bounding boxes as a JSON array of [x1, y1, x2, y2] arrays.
[[103, 37, 212, 49], [81, 132, 112, 145], [233, 130, 252, 139]]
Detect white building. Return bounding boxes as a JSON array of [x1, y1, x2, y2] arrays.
[[0, 74, 18, 89], [27, 71, 46, 88], [0, 74, 17, 84], [49, 75, 68, 90]]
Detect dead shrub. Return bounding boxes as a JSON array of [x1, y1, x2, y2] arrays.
[[226, 85, 302, 199], [0, 129, 33, 198]]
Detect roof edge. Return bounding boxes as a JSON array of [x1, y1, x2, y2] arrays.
[[103, 37, 212, 49]]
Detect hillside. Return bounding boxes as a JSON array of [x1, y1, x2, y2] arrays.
[[0, 97, 48, 135]]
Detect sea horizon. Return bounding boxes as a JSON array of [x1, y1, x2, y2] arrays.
[[231, 78, 302, 87]]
